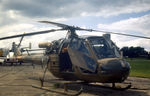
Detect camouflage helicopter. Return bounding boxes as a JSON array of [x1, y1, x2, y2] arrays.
[[0, 21, 150, 95]]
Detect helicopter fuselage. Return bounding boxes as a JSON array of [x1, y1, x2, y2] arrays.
[[45, 35, 130, 83]]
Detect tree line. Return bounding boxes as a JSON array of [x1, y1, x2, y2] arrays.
[[120, 46, 149, 58]]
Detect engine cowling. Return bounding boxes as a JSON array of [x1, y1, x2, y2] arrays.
[[38, 42, 51, 48]]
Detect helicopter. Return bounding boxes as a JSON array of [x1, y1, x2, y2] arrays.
[[0, 21, 150, 95], [1, 33, 46, 66], [0, 33, 33, 66]]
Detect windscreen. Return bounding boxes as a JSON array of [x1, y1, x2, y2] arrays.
[[67, 38, 97, 72], [88, 37, 120, 59]]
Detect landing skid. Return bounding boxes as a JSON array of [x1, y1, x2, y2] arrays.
[[111, 83, 132, 90], [32, 83, 83, 96], [88, 82, 132, 91], [32, 80, 131, 96]]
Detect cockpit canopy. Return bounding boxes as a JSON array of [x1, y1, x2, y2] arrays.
[[87, 36, 121, 59]]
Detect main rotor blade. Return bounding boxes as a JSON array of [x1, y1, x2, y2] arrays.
[[90, 29, 150, 39], [0, 29, 64, 40], [39, 21, 70, 28], [73, 27, 150, 39], [39, 21, 150, 39], [39, 21, 82, 30]]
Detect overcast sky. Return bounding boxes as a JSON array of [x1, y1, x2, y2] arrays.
[[0, 0, 150, 51]]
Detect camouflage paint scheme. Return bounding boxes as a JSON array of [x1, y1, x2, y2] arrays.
[[17, 34, 130, 83]]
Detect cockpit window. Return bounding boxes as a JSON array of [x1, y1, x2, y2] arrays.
[[69, 38, 90, 55], [88, 37, 120, 59]]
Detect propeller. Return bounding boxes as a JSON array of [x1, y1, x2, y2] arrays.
[[0, 29, 64, 40], [0, 21, 150, 40], [89, 29, 150, 39], [39, 21, 84, 31], [39, 21, 150, 39]]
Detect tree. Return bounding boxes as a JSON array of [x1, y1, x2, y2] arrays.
[[121, 46, 148, 58], [120, 47, 129, 57]]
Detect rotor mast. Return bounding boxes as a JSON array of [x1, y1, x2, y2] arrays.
[[66, 27, 78, 38]]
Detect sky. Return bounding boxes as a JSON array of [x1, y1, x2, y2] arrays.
[[0, 0, 150, 51]]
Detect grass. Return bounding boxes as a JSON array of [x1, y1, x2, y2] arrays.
[[126, 58, 150, 78]]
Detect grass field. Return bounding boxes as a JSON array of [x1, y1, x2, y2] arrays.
[[127, 58, 150, 78]]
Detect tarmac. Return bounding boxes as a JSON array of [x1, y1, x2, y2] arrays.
[[0, 63, 150, 96]]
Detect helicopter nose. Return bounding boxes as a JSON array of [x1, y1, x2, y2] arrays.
[[98, 58, 130, 82]]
